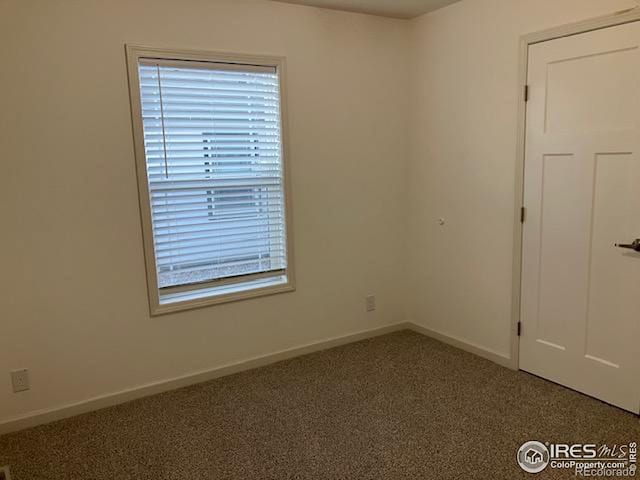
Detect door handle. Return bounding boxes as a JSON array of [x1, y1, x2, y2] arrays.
[[615, 239, 640, 252]]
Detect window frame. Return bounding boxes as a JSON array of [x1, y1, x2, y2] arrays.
[[125, 45, 295, 316]]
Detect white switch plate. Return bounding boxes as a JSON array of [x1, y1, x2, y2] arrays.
[[365, 294, 376, 312], [11, 369, 30, 393]]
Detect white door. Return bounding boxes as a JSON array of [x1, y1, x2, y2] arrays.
[[520, 21, 640, 414]]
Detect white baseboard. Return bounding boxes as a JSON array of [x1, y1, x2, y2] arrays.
[[406, 322, 515, 369], [0, 322, 412, 435], [0, 320, 515, 435]]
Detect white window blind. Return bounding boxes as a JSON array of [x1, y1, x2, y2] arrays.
[[137, 59, 288, 293]]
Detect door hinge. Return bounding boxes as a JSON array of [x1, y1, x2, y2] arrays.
[[517, 321, 522, 337], [520, 206, 526, 223], [524, 85, 529, 102]]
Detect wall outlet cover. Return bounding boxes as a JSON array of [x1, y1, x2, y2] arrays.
[[11, 369, 30, 393], [365, 294, 376, 312]]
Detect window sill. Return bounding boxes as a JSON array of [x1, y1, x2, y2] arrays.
[[151, 275, 294, 316]]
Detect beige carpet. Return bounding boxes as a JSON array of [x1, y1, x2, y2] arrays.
[[1, 330, 638, 479]]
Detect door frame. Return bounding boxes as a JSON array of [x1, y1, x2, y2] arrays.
[[510, 7, 640, 370]]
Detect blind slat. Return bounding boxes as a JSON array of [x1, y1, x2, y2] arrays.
[[153, 220, 283, 238], [152, 212, 284, 230], [155, 240, 286, 262], [155, 231, 283, 250]]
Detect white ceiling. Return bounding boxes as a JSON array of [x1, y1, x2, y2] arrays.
[[269, 0, 463, 19]]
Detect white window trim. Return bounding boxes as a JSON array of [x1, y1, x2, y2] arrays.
[[125, 45, 295, 316]]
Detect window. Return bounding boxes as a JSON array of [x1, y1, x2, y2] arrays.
[[126, 46, 294, 314]]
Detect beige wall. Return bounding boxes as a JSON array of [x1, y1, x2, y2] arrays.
[[406, 0, 637, 359], [3, 0, 639, 427], [0, 0, 410, 423]]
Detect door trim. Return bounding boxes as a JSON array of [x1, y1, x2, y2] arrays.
[[511, 7, 640, 371]]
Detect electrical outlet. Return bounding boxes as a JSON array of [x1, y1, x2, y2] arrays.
[[11, 369, 30, 393], [365, 294, 376, 312]]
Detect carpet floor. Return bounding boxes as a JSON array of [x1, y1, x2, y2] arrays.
[[1, 330, 638, 479]]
